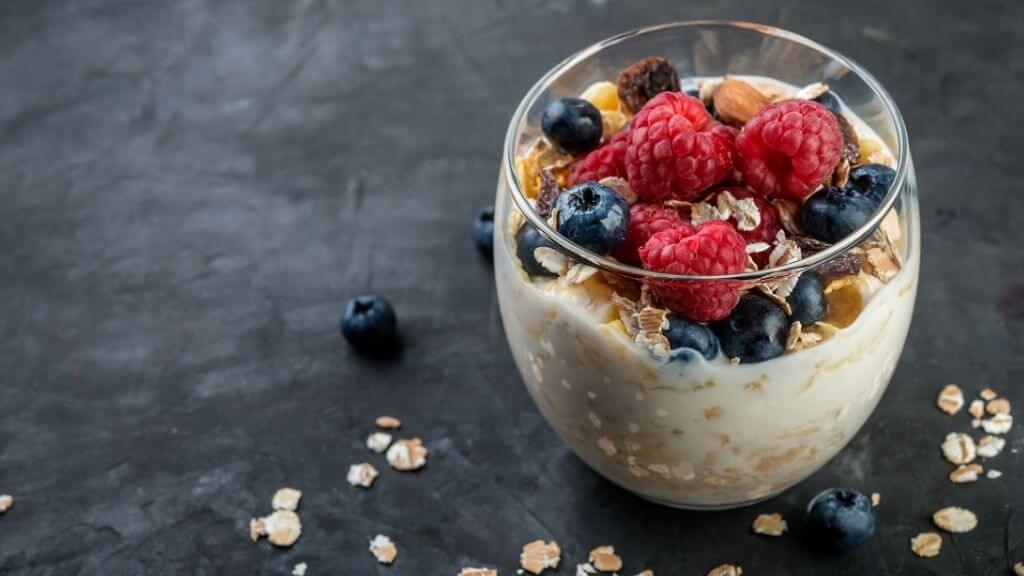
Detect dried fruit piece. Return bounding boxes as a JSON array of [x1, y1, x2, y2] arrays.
[[986, 398, 1011, 415], [520, 540, 561, 574], [0, 495, 12, 514], [707, 564, 742, 576], [251, 510, 303, 547], [387, 438, 428, 471], [617, 57, 681, 114], [369, 534, 398, 564], [981, 413, 1012, 435], [976, 435, 1006, 458], [376, 415, 402, 429], [751, 513, 788, 536], [712, 77, 770, 127], [347, 462, 380, 488], [937, 384, 965, 415], [949, 464, 983, 484], [833, 112, 861, 165], [932, 507, 977, 533], [817, 252, 863, 279], [940, 433, 976, 465], [910, 532, 942, 558], [272, 487, 302, 511], [588, 546, 623, 572], [535, 169, 562, 218]]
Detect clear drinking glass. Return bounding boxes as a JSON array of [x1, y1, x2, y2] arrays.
[[494, 21, 918, 509]]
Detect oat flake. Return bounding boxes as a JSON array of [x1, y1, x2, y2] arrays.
[[347, 462, 380, 488], [936, 384, 964, 415], [981, 413, 1012, 435], [933, 507, 978, 533], [458, 570, 498, 576], [597, 436, 617, 456], [976, 435, 1005, 458], [375, 415, 402, 429], [751, 513, 787, 537], [386, 438, 428, 471], [534, 247, 569, 276], [0, 495, 12, 514], [369, 534, 398, 564], [987, 469, 1003, 479], [272, 487, 302, 511], [940, 432, 976, 465], [520, 540, 561, 575], [968, 399, 985, 419], [588, 546, 623, 572], [910, 532, 942, 558], [292, 562, 307, 576], [871, 492, 881, 507], [1014, 562, 1024, 576], [949, 463, 983, 484], [707, 564, 742, 576], [986, 398, 1011, 415], [367, 432, 393, 453], [980, 388, 998, 401], [250, 509, 302, 547]]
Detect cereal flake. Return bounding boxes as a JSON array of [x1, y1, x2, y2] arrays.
[[949, 463, 983, 484], [376, 415, 402, 429], [458, 569, 498, 576], [0, 495, 12, 514], [910, 532, 942, 558], [968, 399, 985, 419], [386, 438, 428, 471], [981, 413, 1013, 435], [251, 509, 302, 547], [347, 463, 380, 488], [986, 398, 1011, 415], [272, 487, 302, 511], [707, 564, 742, 576], [599, 177, 637, 205], [987, 469, 1003, 479], [976, 435, 1006, 458], [1015, 562, 1024, 576], [751, 513, 787, 537], [367, 432, 393, 453], [520, 540, 561, 574], [932, 507, 978, 533], [292, 562, 307, 576], [980, 388, 998, 401], [936, 384, 964, 415], [588, 546, 623, 572], [369, 534, 398, 564], [871, 492, 881, 507], [940, 432, 976, 465], [534, 247, 570, 276]]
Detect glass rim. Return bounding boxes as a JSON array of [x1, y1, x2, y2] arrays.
[[502, 20, 910, 282]]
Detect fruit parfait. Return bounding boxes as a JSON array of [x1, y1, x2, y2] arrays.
[[494, 22, 918, 509]]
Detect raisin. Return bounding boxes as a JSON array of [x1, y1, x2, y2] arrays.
[[832, 112, 861, 165], [535, 169, 562, 218], [617, 57, 681, 113]]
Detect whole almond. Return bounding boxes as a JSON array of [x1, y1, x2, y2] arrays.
[[713, 77, 769, 127]]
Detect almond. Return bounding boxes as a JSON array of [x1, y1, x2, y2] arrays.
[[713, 78, 769, 127]]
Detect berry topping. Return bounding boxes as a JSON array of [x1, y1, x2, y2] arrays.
[[624, 92, 737, 202], [663, 315, 720, 362], [806, 488, 876, 552], [617, 56, 681, 114], [711, 294, 790, 363], [541, 97, 603, 155], [639, 221, 747, 322], [813, 90, 841, 113], [735, 99, 843, 199], [471, 205, 495, 259], [847, 163, 896, 206], [341, 295, 398, 356], [787, 272, 828, 326], [707, 187, 781, 267], [516, 225, 559, 278], [555, 182, 630, 254], [567, 130, 630, 187], [802, 186, 876, 243], [612, 202, 690, 266]]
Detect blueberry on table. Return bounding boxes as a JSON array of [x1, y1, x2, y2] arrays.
[[515, 225, 559, 278], [555, 182, 629, 255], [711, 294, 790, 363], [813, 90, 841, 113], [541, 97, 603, 155], [802, 186, 877, 244], [847, 163, 896, 206], [471, 205, 495, 259], [787, 272, 828, 326], [806, 488, 876, 552], [341, 295, 397, 356], [663, 315, 719, 362]]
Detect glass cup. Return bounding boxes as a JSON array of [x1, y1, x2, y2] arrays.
[[494, 21, 918, 509]]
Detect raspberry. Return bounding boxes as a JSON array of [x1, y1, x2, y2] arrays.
[[567, 130, 630, 186], [639, 221, 747, 322], [624, 92, 736, 203], [736, 100, 843, 199], [707, 186, 781, 268], [612, 203, 690, 266]]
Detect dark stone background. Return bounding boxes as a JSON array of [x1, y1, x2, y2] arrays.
[[1, 0, 1022, 574]]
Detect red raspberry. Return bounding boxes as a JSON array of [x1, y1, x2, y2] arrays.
[[612, 203, 690, 266], [624, 92, 736, 203], [736, 100, 842, 199], [639, 221, 747, 322], [567, 130, 630, 186], [706, 186, 781, 268]]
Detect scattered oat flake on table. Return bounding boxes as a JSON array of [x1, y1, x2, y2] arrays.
[[347, 463, 379, 488], [941, 432, 976, 465], [386, 438, 428, 471], [272, 487, 302, 511], [635, 571, 653, 576], [933, 507, 978, 533], [949, 463, 983, 484], [520, 540, 561, 574], [367, 432, 393, 453], [981, 413, 1013, 435], [910, 532, 942, 558], [575, 563, 597, 576], [250, 509, 302, 547], [986, 398, 1011, 415], [968, 399, 985, 419], [976, 435, 1006, 458], [588, 546, 623, 572], [0, 495, 12, 514], [987, 469, 1003, 479], [1015, 562, 1024, 576], [752, 513, 788, 536], [871, 492, 881, 506], [980, 388, 998, 401], [936, 384, 964, 415], [375, 415, 402, 429], [707, 564, 742, 576], [369, 534, 398, 564], [458, 569, 498, 576], [292, 562, 308, 576]]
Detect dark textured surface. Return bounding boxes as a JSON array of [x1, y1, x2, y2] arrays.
[[1, 1, 1022, 574]]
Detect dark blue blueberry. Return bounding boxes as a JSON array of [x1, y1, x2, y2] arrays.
[[663, 316, 719, 362], [515, 225, 559, 277], [540, 97, 602, 155], [787, 272, 828, 326], [555, 182, 629, 255], [847, 163, 896, 206], [711, 294, 790, 363], [806, 488, 876, 552], [471, 205, 495, 260], [802, 186, 877, 244], [341, 295, 397, 356], [814, 90, 841, 113]]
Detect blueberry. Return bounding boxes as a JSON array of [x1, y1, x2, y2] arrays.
[[814, 90, 841, 113], [541, 97, 602, 155], [341, 295, 397, 356], [663, 316, 719, 361], [787, 272, 828, 326], [555, 182, 629, 254], [806, 488, 876, 552], [847, 163, 896, 206], [802, 186, 877, 244], [711, 294, 790, 363], [515, 225, 558, 277], [471, 205, 495, 259]]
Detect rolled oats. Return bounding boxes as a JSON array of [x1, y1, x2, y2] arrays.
[[1015, 562, 1024, 576], [576, 563, 598, 576], [716, 190, 761, 231], [980, 388, 998, 401], [794, 82, 829, 100], [272, 487, 302, 511], [751, 513, 787, 536], [948, 463, 983, 484], [981, 413, 1012, 435], [367, 432, 393, 453], [707, 564, 742, 576], [986, 398, 1011, 415], [520, 540, 561, 574], [936, 384, 964, 415], [932, 507, 977, 533], [292, 562, 307, 576], [0, 494, 12, 514], [588, 546, 623, 572], [250, 510, 302, 547], [347, 462, 380, 488], [786, 321, 823, 352], [459, 570, 498, 576], [387, 438, 428, 471], [910, 532, 942, 558], [863, 244, 899, 282], [598, 177, 637, 205], [976, 435, 1005, 458], [940, 432, 976, 465], [534, 247, 570, 276], [635, 571, 654, 576], [968, 399, 985, 419], [369, 534, 398, 564], [597, 436, 617, 456], [986, 469, 1003, 479], [871, 492, 881, 507], [375, 415, 402, 429], [634, 306, 671, 357]]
